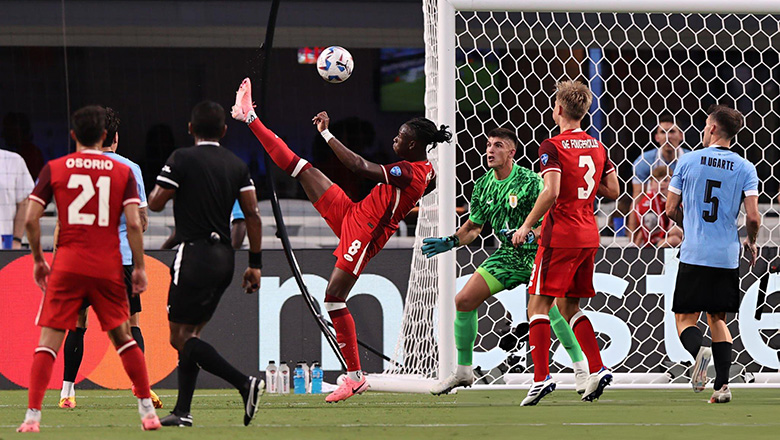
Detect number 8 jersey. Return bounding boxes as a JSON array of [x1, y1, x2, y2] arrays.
[[537, 128, 614, 248], [29, 150, 140, 280]]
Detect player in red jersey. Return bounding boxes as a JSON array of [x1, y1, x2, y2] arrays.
[[17, 106, 160, 432], [511, 81, 619, 406], [632, 165, 682, 247], [232, 78, 450, 402]]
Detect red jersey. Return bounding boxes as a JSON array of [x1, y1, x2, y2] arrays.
[[29, 150, 140, 280], [538, 129, 614, 248], [355, 160, 434, 244], [633, 191, 670, 246]]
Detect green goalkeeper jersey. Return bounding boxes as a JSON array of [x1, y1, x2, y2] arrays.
[[470, 163, 543, 247], [469, 164, 542, 291]]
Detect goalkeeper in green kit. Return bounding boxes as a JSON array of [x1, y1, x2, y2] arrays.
[[422, 128, 588, 395]]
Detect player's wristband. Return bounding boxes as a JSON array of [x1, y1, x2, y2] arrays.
[[249, 251, 262, 269], [12, 236, 22, 243], [448, 234, 460, 247], [321, 129, 334, 143], [245, 110, 258, 125]]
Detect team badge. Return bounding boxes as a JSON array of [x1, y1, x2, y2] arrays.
[[390, 166, 402, 177], [508, 194, 518, 208], [540, 154, 549, 166]]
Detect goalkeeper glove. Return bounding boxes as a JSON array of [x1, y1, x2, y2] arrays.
[[421, 235, 459, 258]]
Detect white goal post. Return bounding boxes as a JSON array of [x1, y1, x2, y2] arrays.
[[371, 0, 780, 392]]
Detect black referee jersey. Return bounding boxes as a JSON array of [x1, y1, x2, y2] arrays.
[[156, 141, 255, 243]]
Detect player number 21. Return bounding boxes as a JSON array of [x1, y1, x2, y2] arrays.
[[578, 155, 596, 199], [67, 174, 111, 227]]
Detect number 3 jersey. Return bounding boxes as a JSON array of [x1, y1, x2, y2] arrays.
[[538, 128, 614, 248], [669, 146, 758, 269], [29, 150, 140, 279]]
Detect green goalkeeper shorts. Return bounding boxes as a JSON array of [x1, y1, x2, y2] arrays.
[[475, 245, 536, 295]]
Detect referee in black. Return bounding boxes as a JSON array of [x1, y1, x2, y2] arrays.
[[148, 101, 263, 427]]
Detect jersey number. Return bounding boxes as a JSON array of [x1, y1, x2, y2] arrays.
[[578, 155, 596, 200], [702, 179, 721, 223], [67, 174, 111, 227], [343, 240, 362, 262]]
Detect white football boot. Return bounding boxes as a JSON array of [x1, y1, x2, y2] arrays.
[[521, 375, 556, 406], [572, 360, 589, 395], [430, 366, 474, 395], [582, 367, 612, 402], [709, 385, 732, 403], [691, 347, 712, 393]]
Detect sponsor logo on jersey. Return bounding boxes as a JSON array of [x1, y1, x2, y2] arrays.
[[390, 166, 402, 177], [508, 194, 518, 208], [541, 154, 549, 165], [162, 165, 171, 173]]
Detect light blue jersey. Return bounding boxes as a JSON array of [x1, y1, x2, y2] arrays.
[[669, 146, 758, 269], [104, 152, 147, 266], [230, 200, 244, 223]]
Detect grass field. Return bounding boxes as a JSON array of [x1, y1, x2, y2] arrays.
[[1, 388, 779, 439]]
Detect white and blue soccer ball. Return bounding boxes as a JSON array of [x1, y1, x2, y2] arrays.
[[317, 46, 354, 83]]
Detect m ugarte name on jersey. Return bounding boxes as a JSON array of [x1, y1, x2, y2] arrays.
[[700, 156, 735, 171], [560, 138, 600, 149]]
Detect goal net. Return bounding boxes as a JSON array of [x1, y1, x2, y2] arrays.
[[379, 0, 780, 390]]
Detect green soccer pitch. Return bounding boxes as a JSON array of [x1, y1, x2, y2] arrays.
[[1, 389, 778, 439]]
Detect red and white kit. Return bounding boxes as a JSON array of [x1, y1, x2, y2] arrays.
[[314, 160, 435, 277], [30, 150, 140, 331], [529, 128, 614, 298]]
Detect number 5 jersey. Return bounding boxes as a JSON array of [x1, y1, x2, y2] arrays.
[[537, 128, 615, 248], [669, 146, 758, 269], [29, 150, 140, 280]]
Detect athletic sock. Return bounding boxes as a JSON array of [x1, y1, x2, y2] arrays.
[[117, 340, 151, 399], [28, 347, 57, 410], [131, 326, 145, 353], [570, 311, 604, 373], [62, 327, 86, 383], [324, 294, 362, 374], [529, 314, 551, 382], [182, 338, 248, 391], [61, 381, 74, 399], [248, 119, 312, 177], [454, 310, 478, 366], [712, 341, 733, 390], [549, 306, 585, 364], [173, 351, 200, 415], [679, 326, 704, 360]]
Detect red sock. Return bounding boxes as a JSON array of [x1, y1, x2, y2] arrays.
[[528, 315, 551, 382], [571, 312, 604, 373], [325, 295, 361, 372], [248, 119, 312, 177], [28, 347, 57, 410], [117, 340, 151, 398]]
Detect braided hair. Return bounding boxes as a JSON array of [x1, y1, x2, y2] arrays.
[[404, 117, 452, 150]]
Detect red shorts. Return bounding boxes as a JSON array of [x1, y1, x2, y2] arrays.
[[313, 185, 382, 278], [36, 270, 129, 331], [528, 246, 597, 298]]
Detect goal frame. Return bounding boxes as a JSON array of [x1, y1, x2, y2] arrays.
[[369, 0, 780, 392]]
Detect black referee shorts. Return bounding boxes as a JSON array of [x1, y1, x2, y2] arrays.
[[80, 265, 142, 315], [167, 238, 235, 325], [672, 262, 740, 314]]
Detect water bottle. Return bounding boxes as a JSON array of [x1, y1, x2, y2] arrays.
[[293, 363, 306, 394], [277, 361, 290, 394], [265, 360, 278, 394], [300, 361, 311, 393], [311, 361, 323, 394]]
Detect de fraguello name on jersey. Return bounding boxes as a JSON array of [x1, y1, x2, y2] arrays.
[[560, 139, 600, 149]]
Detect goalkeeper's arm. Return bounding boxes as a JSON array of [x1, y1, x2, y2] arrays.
[[421, 220, 482, 258]]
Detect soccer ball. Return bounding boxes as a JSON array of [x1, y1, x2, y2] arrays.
[[317, 46, 354, 83]]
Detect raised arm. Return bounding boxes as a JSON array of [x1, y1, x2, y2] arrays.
[[421, 219, 483, 259], [313, 111, 386, 183]]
